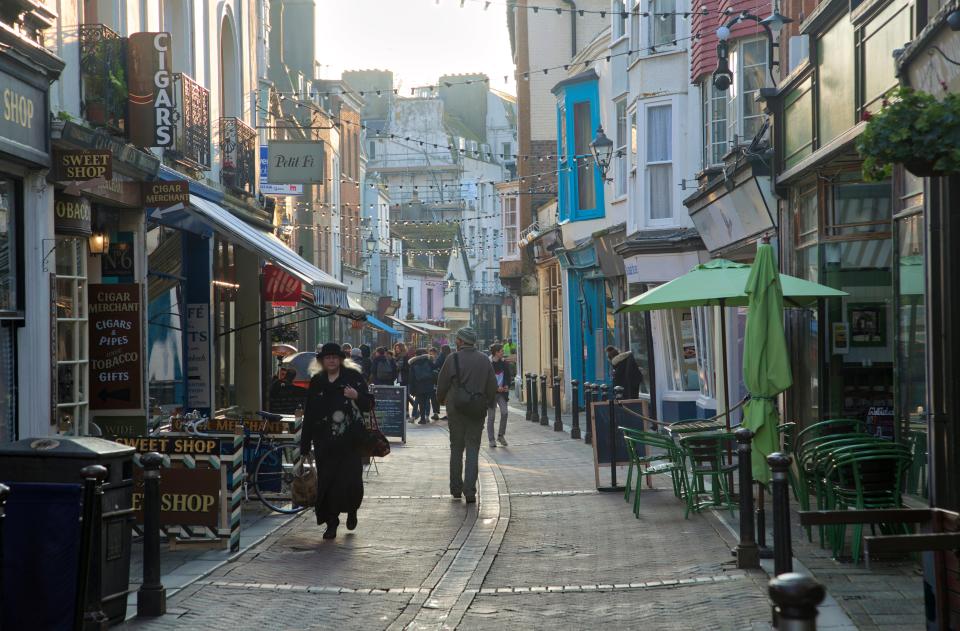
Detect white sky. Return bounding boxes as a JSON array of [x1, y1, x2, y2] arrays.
[[315, 0, 516, 95]]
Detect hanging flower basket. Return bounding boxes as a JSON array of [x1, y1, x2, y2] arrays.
[[856, 87, 960, 181]]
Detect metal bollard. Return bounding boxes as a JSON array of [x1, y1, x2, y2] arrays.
[[0, 482, 8, 624], [524, 373, 533, 421], [138, 452, 167, 617], [530, 373, 540, 424], [769, 452, 794, 576], [570, 380, 582, 440], [583, 383, 594, 444], [539, 375, 548, 426], [76, 464, 109, 631], [769, 573, 825, 631], [734, 428, 760, 569], [553, 377, 563, 432]]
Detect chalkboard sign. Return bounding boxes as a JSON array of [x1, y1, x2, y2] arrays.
[[371, 385, 407, 442], [589, 399, 651, 488]]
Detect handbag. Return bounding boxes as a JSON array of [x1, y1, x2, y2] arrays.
[[291, 454, 317, 507], [352, 401, 391, 458], [449, 354, 489, 419]]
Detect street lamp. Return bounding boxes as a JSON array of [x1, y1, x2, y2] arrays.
[[365, 232, 378, 254], [589, 126, 614, 182], [712, 8, 793, 93]]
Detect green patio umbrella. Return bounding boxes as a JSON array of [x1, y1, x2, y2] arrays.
[[741, 243, 793, 484]]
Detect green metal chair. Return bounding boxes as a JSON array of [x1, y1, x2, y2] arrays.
[[795, 418, 866, 446], [621, 429, 688, 518], [678, 432, 737, 519]]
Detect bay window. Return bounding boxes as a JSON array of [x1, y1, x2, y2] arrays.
[[661, 309, 700, 391], [649, 0, 677, 49], [629, 1, 641, 63], [573, 101, 596, 211], [702, 83, 729, 167], [503, 196, 518, 257], [645, 104, 673, 222], [615, 98, 627, 197]]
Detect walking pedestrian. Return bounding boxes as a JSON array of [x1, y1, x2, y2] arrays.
[[606, 345, 643, 399], [299, 343, 371, 539], [359, 344, 373, 382], [486, 344, 511, 448], [408, 348, 435, 424], [341, 343, 353, 356], [428, 347, 441, 420], [437, 327, 497, 503], [395, 342, 413, 419], [371, 346, 398, 386], [437, 344, 452, 419]]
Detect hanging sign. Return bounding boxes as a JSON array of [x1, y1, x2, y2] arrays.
[[259, 146, 303, 195], [89, 283, 143, 410], [127, 32, 174, 148], [53, 149, 112, 181], [53, 192, 92, 236], [263, 264, 301, 303], [142, 180, 189, 207], [267, 141, 324, 184], [0, 73, 43, 153]]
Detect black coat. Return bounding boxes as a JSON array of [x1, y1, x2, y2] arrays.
[[611, 351, 643, 400], [301, 367, 371, 518]]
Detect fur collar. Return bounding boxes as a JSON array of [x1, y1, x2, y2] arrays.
[[409, 354, 431, 365], [611, 351, 633, 366]]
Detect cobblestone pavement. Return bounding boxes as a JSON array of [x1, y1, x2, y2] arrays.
[[123, 405, 909, 630]]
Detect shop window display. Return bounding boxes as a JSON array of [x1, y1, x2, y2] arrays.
[[660, 309, 699, 392]]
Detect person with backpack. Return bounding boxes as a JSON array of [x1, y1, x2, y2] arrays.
[[408, 348, 435, 424], [436, 328, 497, 503], [371, 346, 398, 386]]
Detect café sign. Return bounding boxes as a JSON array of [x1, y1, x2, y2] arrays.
[[127, 32, 174, 148], [53, 192, 92, 237], [267, 141, 324, 184], [54, 149, 112, 181]]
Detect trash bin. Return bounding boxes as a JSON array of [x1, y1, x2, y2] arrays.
[[0, 436, 135, 625]]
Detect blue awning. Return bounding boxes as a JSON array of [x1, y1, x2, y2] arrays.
[[365, 314, 401, 336]]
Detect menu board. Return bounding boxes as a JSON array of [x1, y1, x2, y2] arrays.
[[590, 399, 650, 488], [370, 385, 407, 442], [89, 283, 142, 410]]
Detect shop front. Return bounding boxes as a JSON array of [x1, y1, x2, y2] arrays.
[[0, 8, 64, 442]]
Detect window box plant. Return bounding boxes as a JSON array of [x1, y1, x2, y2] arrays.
[[856, 87, 960, 181]]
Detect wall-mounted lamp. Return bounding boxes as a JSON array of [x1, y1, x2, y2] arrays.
[[589, 126, 614, 182], [88, 231, 110, 255]]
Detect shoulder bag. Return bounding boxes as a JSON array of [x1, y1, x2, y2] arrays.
[[449, 354, 489, 419]]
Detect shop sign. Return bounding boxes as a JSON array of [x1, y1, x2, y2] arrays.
[[101, 235, 135, 279], [89, 283, 142, 410], [263, 264, 301, 303], [127, 32, 174, 148], [906, 24, 960, 95], [142, 180, 189, 207], [58, 120, 160, 177], [267, 141, 324, 184], [0, 73, 44, 153], [688, 176, 775, 254], [53, 192, 92, 237], [186, 303, 211, 409], [62, 174, 141, 207], [132, 467, 219, 528], [116, 436, 224, 456], [53, 149, 112, 181], [259, 146, 304, 195]]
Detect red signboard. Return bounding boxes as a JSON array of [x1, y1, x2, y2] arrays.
[[263, 264, 301, 304]]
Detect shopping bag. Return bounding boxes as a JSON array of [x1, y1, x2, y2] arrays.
[[291, 454, 317, 507]]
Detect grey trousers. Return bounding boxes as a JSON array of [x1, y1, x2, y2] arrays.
[[486, 394, 508, 442], [448, 414, 483, 496]]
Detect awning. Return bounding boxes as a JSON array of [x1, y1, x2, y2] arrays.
[[387, 316, 429, 335], [183, 195, 347, 308], [366, 314, 401, 336], [346, 295, 367, 315], [410, 322, 450, 333]]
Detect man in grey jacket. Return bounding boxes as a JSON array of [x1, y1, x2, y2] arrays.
[[437, 327, 498, 504]]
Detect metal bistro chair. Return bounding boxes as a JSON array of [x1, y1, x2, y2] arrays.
[[678, 432, 737, 519], [621, 428, 687, 518]]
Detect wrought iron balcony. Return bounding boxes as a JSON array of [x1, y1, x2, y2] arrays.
[[219, 117, 256, 196], [78, 24, 127, 135], [168, 73, 211, 171]]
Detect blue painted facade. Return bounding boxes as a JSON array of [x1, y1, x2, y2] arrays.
[[555, 78, 604, 224]]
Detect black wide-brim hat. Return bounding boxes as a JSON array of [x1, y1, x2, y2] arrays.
[[317, 342, 346, 359]]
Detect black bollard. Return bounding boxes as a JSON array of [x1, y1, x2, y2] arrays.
[[570, 380, 582, 440], [768, 452, 794, 576], [0, 482, 8, 624], [583, 383, 594, 444], [76, 464, 109, 631], [138, 452, 167, 617], [539, 375, 548, 426], [524, 373, 532, 421], [769, 573, 825, 631], [530, 373, 540, 424], [552, 377, 563, 431], [734, 428, 760, 569]]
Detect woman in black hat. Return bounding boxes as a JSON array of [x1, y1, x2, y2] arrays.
[[300, 342, 371, 539]]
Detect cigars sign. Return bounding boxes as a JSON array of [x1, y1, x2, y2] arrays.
[[89, 284, 142, 410], [127, 32, 174, 148]]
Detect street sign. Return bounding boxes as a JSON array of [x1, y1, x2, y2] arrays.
[[88, 283, 142, 410], [370, 385, 407, 442]]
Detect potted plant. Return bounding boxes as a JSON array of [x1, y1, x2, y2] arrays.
[[856, 87, 960, 180]]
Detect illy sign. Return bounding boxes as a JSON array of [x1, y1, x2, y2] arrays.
[[267, 141, 324, 184], [127, 32, 174, 148]]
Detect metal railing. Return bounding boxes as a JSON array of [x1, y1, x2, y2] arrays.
[[78, 24, 127, 135], [169, 73, 211, 171], [219, 117, 257, 195]]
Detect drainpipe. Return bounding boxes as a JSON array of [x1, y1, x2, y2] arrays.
[[560, 0, 577, 57]]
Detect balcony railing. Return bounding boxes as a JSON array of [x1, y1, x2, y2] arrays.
[[78, 24, 127, 135], [219, 117, 256, 196], [168, 73, 211, 171]]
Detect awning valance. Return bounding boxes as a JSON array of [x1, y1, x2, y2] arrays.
[[184, 195, 347, 308], [366, 314, 401, 336], [410, 322, 450, 333], [387, 316, 429, 335]]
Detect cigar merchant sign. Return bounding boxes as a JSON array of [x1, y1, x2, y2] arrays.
[[89, 283, 142, 410]]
